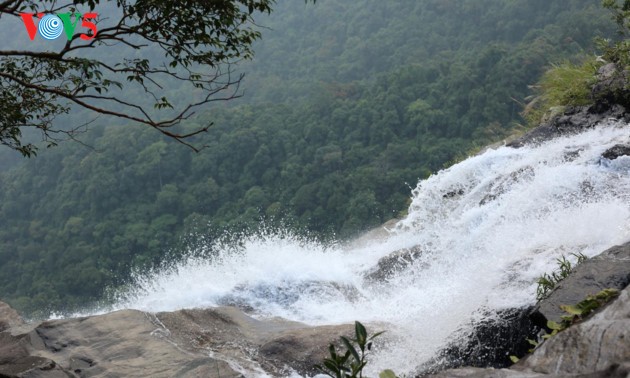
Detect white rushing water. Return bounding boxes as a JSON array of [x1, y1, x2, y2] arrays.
[[115, 123, 630, 376]]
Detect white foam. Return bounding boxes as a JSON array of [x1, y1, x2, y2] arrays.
[[113, 123, 630, 376]]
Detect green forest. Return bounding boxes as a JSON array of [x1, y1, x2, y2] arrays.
[[0, 0, 617, 316]]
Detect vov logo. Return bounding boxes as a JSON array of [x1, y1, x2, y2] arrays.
[[20, 13, 98, 41]]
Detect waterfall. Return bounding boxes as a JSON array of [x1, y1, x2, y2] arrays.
[[114, 122, 630, 376]]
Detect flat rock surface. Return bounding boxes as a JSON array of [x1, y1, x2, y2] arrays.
[[0, 304, 354, 377], [30, 309, 239, 378]]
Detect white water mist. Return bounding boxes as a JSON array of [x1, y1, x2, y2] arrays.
[[115, 123, 630, 376]]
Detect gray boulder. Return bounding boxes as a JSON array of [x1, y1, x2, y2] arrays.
[[591, 63, 630, 110], [530, 242, 630, 328], [515, 286, 630, 376], [0, 306, 68, 378], [426, 284, 630, 377], [0, 303, 355, 377]]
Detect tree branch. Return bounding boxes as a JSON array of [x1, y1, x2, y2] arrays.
[[0, 0, 276, 154]]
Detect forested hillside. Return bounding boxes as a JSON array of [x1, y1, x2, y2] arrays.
[[0, 0, 616, 316]]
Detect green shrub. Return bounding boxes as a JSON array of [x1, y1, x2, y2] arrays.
[[523, 59, 600, 127], [522, 0, 630, 127]]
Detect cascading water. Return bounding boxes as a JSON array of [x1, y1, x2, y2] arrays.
[[114, 122, 630, 376]]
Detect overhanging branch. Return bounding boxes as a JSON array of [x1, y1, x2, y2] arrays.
[[0, 0, 274, 154]]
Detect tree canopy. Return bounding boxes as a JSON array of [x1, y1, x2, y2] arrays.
[[600, 0, 630, 66], [0, 0, 283, 156]]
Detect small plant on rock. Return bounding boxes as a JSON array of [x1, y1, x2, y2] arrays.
[[314, 321, 385, 378], [511, 288, 619, 364], [546, 288, 620, 335], [536, 252, 587, 301]]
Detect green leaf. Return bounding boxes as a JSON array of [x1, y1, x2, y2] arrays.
[[329, 344, 337, 360], [510, 355, 520, 363], [560, 304, 583, 315], [341, 350, 351, 363], [380, 369, 398, 378], [595, 288, 619, 300], [323, 360, 339, 373], [355, 321, 367, 347], [341, 336, 360, 363], [547, 320, 563, 330]]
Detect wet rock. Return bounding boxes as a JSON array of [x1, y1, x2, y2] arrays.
[[601, 144, 630, 160], [563, 147, 584, 162], [363, 246, 424, 282], [443, 188, 465, 199], [479, 167, 534, 206], [530, 241, 630, 328], [426, 285, 630, 377], [431, 307, 540, 371]]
